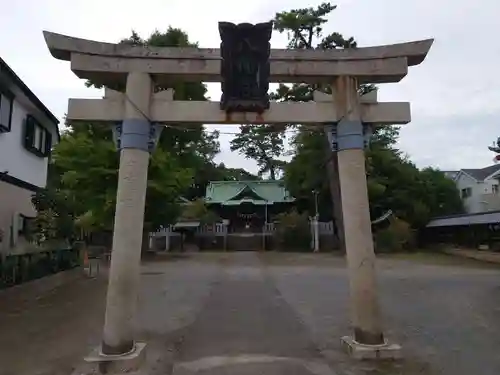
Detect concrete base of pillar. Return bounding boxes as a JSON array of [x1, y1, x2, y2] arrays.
[[341, 336, 401, 360], [84, 342, 146, 373]]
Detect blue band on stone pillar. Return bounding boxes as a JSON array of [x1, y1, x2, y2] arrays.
[[325, 124, 338, 152], [363, 124, 373, 149], [337, 120, 364, 151], [147, 124, 163, 153], [326, 122, 373, 152], [112, 119, 163, 153], [121, 119, 152, 151]]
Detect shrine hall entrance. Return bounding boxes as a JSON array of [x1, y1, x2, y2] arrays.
[[205, 180, 295, 234]]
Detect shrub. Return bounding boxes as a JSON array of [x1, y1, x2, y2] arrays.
[[374, 217, 415, 252], [274, 210, 312, 251], [180, 199, 220, 224]]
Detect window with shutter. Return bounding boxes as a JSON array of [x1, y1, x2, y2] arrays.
[[23, 115, 52, 157], [24, 115, 35, 150], [44, 131, 52, 157], [0, 87, 14, 133]]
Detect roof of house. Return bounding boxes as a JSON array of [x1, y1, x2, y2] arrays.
[[0, 57, 60, 139], [427, 210, 500, 227], [460, 164, 500, 181], [205, 180, 295, 205]]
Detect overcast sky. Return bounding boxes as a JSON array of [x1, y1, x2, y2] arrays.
[[1, 0, 498, 173]]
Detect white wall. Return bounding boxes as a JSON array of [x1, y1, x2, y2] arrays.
[[481, 177, 500, 194], [456, 172, 500, 213], [455, 172, 477, 213], [0, 99, 54, 188]]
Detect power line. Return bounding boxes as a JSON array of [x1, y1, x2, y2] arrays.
[[123, 92, 317, 136], [165, 123, 304, 136], [123, 88, 370, 137]]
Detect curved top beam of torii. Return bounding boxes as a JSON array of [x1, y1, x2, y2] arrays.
[[43, 31, 433, 87]]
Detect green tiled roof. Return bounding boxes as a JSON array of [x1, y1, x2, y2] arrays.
[[205, 180, 295, 205]]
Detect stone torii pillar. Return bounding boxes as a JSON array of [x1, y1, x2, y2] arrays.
[[85, 81, 164, 372], [101, 73, 155, 357], [317, 85, 399, 357], [331, 78, 394, 357]]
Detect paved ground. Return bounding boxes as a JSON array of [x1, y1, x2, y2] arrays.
[[0, 252, 499, 375]]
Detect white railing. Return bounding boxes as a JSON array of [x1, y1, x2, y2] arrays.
[[318, 221, 334, 234], [151, 223, 227, 237], [264, 223, 275, 233], [149, 220, 337, 251], [196, 223, 227, 235]]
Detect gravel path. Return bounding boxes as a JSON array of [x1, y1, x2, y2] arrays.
[[266, 254, 500, 375], [172, 253, 333, 375]]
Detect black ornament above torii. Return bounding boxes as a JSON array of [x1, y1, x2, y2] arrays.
[[218, 21, 272, 113]]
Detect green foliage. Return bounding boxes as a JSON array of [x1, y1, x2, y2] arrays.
[[366, 147, 464, 228], [51, 123, 193, 232], [272, 2, 374, 222], [51, 130, 118, 229], [230, 2, 363, 185], [273, 2, 463, 230], [374, 218, 415, 253], [230, 125, 286, 180], [48, 27, 230, 240], [31, 187, 77, 243], [184, 162, 260, 200], [1, 249, 81, 289], [32, 209, 58, 244], [44, 27, 268, 244], [180, 199, 220, 224], [274, 2, 356, 50], [273, 210, 312, 251]]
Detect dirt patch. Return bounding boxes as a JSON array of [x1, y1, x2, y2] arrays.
[[0, 276, 108, 375]]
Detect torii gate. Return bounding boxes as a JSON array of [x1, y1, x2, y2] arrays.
[[43, 28, 432, 370]]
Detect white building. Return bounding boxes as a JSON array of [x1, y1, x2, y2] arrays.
[[0, 57, 60, 254], [447, 165, 500, 214]]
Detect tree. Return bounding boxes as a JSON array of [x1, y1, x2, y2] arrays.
[[184, 162, 260, 200], [274, 209, 312, 251], [218, 163, 260, 181], [114, 29, 226, 204], [419, 167, 463, 216], [270, 2, 368, 246], [230, 125, 285, 180], [275, 2, 463, 237], [87, 27, 219, 162], [179, 198, 220, 224], [31, 187, 75, 244], [49, 28, 221, 251]]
